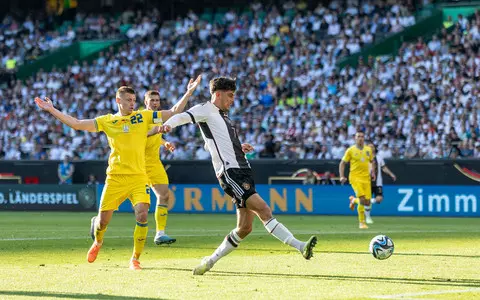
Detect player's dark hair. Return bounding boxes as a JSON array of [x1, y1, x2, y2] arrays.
[[209, 77, 236, 94], [116, 86, 136, 98], [355, 130, 365, 136], [144, 90, 160, 100]]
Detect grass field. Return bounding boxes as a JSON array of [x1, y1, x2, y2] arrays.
[[0, 212, 479, 300]]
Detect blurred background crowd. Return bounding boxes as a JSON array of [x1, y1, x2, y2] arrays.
[[0, 0, 478, 161]]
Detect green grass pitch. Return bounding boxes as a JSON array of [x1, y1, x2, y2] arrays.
[[0, 212, 479, 299]]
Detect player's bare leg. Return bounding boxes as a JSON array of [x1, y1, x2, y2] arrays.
[[364, 198, 373, 224], [87, 210, 114, 263], [349, 196, 357, 211], [193, 208, 254, 275], [247, 193, 317, 258], [130, 203, 149, 270], [152, 184, 176, 245], [367, 195, 382, 224]]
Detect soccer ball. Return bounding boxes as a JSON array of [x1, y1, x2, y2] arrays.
[[369, 235, 394, 260]]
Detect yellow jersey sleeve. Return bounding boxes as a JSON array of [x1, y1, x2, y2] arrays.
[[342, 147, 351, 162], [139, 110, 163, 124], [94, 114, 110, 132]]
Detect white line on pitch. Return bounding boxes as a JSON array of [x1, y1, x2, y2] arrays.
[[0, 228, 477, 234], [0, 228, 479, 241], [371, 288, 480, 299]]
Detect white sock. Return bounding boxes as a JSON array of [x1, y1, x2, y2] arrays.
[[365, 205, 372, 218], [209, 229, 243, 264], [264, 218, 305, 252], [156, 230, 165, 236]]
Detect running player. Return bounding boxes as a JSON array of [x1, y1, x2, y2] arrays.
[[365, 143, 397, 224], [144, 75, 202, 245], [156, 77, 317, 275], [339, 131, 376, 229]]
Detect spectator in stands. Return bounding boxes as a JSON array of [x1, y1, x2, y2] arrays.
[[474, 142, 480, 158], [7, 3, 480, 163], [195, 145, 210, 160], [377, 144, 393, 159], [303, 169, 318, 185], [405, 138, 419, 159], [87, 174, 99, 186], [331, 141, 346, 159], [319, 171, 336, 185], [259, 133, 277, 158], [32, 144, 48, 160], [58, 156, 74, 184], [0, 143, 5, 159]]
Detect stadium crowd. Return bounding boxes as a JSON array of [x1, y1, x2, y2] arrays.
[[0, 8, 162, 72], [1, 1, 479, 161]]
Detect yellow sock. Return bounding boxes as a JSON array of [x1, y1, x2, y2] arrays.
[[354, 197, 359, 204], [95, 221, 107, 244], [357, 204, 366, 224], [155, 205, 168, 232], [133, 221, 148, 259]]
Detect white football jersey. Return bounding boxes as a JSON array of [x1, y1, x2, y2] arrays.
[[375, 155, 386, 186]]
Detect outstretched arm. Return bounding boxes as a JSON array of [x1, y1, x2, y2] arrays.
[[160, 113, 194, 133], [161, 75, 202, 122], [147, 127, 159, 137], [157, 102, 210, 134], [35, 97, 96, 132], [382, 165, 397, 181], [339, 160, 348, 184]]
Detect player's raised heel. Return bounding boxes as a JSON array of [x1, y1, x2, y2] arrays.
[[87, 242, 102, 263], [90, 216, 97, 241], [193, 257, 214, 275], [359, 223, 369, 229], [154, 233, 177, 245], [349, 196, 356, 211], [129, 258, 142, 270], [302, 236, 317, 260]]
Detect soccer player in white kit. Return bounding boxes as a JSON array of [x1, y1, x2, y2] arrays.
[[366, 143, 397, 224]]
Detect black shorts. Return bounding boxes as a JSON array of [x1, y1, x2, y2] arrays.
[[218, 168, 256, 209], [372, 185, 383, 197]]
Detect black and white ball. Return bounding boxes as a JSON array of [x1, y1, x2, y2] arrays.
[[369, 235, 394, 260]]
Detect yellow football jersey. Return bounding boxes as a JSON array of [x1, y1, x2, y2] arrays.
[[342, 145, 373, 181], [145, 123, 166, 167], [95, 110, 161, 175]]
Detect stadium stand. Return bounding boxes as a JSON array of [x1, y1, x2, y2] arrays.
[[1, 2, 478, 161]]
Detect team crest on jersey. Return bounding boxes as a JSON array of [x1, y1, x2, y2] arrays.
[[123, 124, 130, 133], [242, 182, 251, 190], [366, 151, 370, 156]]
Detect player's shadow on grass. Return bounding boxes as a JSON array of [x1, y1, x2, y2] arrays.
[[0, 291, 166, 300], [166, 267, 480, 288], [322, 250, 480, 259], [167, 246, 480, 258]]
